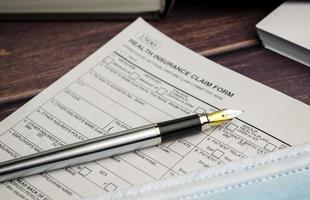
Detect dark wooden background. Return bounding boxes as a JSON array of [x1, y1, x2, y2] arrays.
[[0, 1, 309, 122]]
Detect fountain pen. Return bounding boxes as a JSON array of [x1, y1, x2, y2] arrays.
[[0, 109, 242, 182]]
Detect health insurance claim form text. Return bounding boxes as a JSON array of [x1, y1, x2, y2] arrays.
[[0, 18, 309, 200]]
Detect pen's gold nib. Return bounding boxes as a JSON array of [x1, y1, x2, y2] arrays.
[[207, 109, 243, 126]]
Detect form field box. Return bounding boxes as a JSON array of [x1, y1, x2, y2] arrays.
[[264, 142, 277, 152], [156, 87, 168, 95], [226, 123, 238, 131], [104, 183, 117, 192], [103, 56, 114, 64], [129, 72, 140, 80], [79, 167, 92, 176], [194, 107, 206, 114], [212, 149, 224, 159]]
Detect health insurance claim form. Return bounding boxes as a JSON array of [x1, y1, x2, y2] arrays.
[[1, 18, 310, 199]]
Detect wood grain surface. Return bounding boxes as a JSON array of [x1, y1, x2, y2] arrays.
[[0, 1, 309, 122]]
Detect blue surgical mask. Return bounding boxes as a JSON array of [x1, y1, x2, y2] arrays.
[[86, 142, 310, 200]]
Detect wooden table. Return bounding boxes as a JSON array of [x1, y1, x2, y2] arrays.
[[0, 1, 309, 121]]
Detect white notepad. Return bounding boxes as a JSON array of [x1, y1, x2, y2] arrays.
[[0, 18, 310, 199], [256, 1, 310, 67]]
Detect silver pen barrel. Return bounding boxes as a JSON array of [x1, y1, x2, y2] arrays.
[[0, 124, 161, 182], [0, 109, 242, 182]]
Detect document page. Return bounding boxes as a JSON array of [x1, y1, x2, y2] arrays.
[[0, 18, 309, 200]]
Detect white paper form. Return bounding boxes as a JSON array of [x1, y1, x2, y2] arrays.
[[0, 18, 309, 200]]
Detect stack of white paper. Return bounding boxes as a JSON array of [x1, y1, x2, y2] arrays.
[[256, 1, 310, 67]]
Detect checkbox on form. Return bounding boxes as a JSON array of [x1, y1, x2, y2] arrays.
[[156, 87, 168, 95], [79, 167, 92, 176], [104, 183, 118, 192], [264, 143, 277, 152], [212, 149, 224, 158], [194, 107, 206, 114], [103, 56, 113, 64], [129, 72, 140, 80], [226, 123, 238, 131]]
